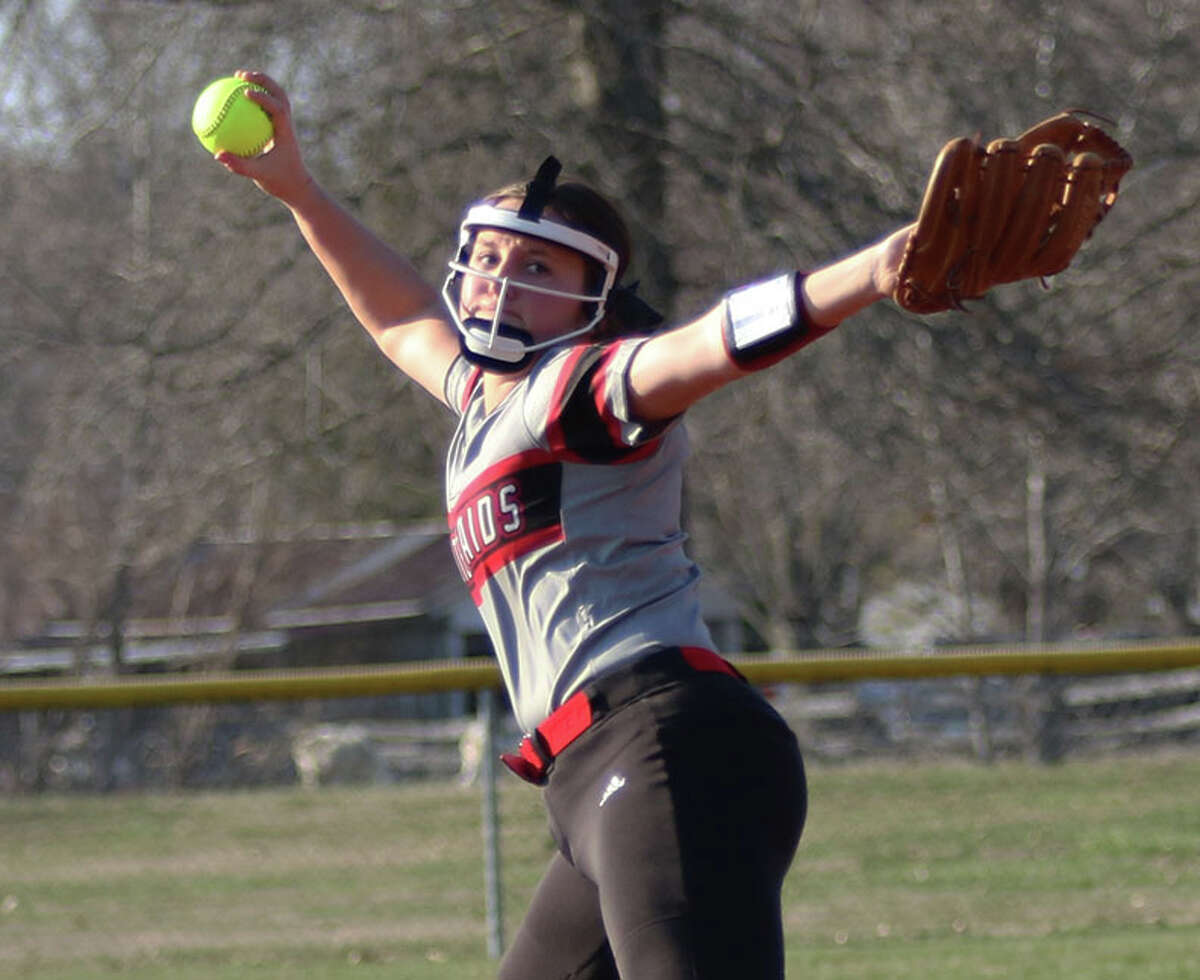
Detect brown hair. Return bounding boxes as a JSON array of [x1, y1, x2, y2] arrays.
[[480, 176, 646, 339], [483, 179, 633, 282]]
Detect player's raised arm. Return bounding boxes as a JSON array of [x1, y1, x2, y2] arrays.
[[626, 223, 913, 421], [208, 70, 460, 405], [627, 110, 1133, 423]]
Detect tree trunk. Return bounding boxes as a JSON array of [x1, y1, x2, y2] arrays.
[[570, 0, 674, 305]]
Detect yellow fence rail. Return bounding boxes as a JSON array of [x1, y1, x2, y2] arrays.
[[4, 634, 1197, 961], [2, 636, 1198, 712]]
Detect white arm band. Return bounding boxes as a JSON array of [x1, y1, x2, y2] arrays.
[[722, 271, 812, 368]]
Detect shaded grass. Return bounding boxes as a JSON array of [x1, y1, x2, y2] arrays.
[[1, 749, 1197, 978]]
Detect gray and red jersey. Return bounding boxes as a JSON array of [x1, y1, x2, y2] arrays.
[[443, 338, 715, 732]]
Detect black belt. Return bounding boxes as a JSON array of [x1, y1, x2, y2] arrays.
[[501, 646, 744, 785]]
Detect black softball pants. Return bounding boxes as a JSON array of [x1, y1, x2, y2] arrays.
[[497, 663, 807, 979]]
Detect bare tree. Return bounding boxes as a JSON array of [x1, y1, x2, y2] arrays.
[[1, 0, 1196, 691]]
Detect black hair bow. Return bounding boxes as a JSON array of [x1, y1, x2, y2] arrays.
[[607, 281, 664, 332]]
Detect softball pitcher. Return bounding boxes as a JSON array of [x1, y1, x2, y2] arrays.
[[213, 69, 1127, 979]]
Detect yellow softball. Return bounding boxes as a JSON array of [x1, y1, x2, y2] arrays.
[[191, 76, 274, 157]]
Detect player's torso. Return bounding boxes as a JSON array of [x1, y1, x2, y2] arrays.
[[442, 344, 713, 729]]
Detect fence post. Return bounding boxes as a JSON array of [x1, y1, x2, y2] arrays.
[[480, 689, 504, 958]]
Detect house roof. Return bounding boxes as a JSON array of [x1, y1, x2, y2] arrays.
[[3, 522, 746, 675], [2, 523, 466, 675], [137, 521, 464, 628]]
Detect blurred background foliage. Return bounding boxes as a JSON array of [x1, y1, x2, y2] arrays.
[[0, 0, 1196, 652]]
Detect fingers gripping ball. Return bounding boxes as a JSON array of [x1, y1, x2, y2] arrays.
[[191, 77, 274, 157]]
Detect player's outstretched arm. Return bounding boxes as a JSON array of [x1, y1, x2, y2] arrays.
[[627, 224, 913, 421], [212, 71, 460, 405]]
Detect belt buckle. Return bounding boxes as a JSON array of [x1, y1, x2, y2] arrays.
[[500, 730, 553, 785]]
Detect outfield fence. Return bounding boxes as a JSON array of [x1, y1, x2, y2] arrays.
[[3, 635, 1199, 958], [3, 635, 1199, 712]]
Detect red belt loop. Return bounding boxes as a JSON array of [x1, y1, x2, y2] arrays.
[[538, 689, 593, 755], [500, 648, 740, 785]]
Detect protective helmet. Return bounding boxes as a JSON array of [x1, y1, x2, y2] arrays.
[[441, 157, 620, 373]]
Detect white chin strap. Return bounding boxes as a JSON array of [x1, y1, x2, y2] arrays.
[[443, 204, 619, 365]]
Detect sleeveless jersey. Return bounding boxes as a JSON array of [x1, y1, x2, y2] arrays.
[[443, 338, 716, 732]]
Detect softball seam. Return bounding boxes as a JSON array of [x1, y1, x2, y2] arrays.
[[200, 82, 270, 154]]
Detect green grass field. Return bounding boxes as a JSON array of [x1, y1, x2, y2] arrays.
[[2, 749, 1197, 978]]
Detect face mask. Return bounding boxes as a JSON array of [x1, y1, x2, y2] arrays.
[[441, 158, 619, 372]]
